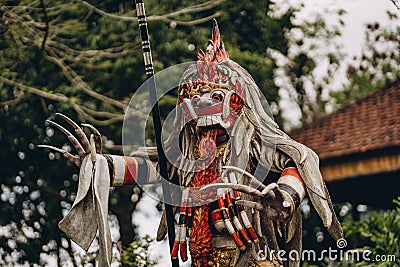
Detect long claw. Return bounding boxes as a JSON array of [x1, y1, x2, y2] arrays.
[[47, 120, 71, 136], [82, 123, 102, 153], [201, 183, 263, 197], [82, 123, 101, 136], [47, 120, 86, 157], [38, 144, 66, 154], [90, 134, 96, 162], [236, 200, 264, 211], [56, 113, 90, 153], [201, 183, 232, 192], [222, 166, 256, 181], [261, 183, 278, 199], [222, 166, 266, 191], [38, 145, 81, 167], [55, 113, 80, 129]]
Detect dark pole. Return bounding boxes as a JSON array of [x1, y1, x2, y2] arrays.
[[134, 1, 179, 267]]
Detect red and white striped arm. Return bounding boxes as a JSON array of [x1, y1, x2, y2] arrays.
[[103, 155, 158, 187], [277, 162, 306, 209]]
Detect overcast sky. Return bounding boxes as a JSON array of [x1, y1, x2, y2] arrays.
[[296, 0, 398, 56], [278, 0, 400, 128]]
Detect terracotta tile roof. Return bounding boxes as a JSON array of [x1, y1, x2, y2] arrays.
[[289, 80, 400, 160]]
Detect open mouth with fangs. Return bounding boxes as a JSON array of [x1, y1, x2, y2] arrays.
[[183, 99, 233, 128], [196, 123, 230, 146], [181, 95, 236, 146], [196, 114, 231, 128]]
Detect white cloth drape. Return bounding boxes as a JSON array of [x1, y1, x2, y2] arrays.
[[59, 155, 112, 267]]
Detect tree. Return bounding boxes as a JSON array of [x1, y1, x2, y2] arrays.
[[268, 3, 346, 128], [341, 197, 400, 266], [332, 10, 400, 108], [303, 197, 400, 267], [120, 235, 157, 267], [0, 0, 226, 264]]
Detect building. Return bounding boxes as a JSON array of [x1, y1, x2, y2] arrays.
[[289, 80, 400, 209]]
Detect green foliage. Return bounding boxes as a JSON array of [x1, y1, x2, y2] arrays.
[[301, 198, 400, 267], [0, 96, 75, 265], [120, 235, 156, 267], [341, 197, 400, 266], [332, 11, 400, 108], [269, 3, 346, 127]]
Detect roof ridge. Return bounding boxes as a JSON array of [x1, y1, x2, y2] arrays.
[[290, 78, 400, 134], [289, 78, 400, 160]]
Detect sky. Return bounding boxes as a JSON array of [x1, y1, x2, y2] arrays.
[[279, 0, 399, 128], [131, 1, 400, 266], [314, 0, 396, 56]]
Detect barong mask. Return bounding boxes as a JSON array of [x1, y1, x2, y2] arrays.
[[178, 22, 244, 147]]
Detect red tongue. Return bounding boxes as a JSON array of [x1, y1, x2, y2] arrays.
[[189, 129, 221, 265], [192, 129, 220, 196], [197, 136, 217, 160], [195, 129, 218, 166]]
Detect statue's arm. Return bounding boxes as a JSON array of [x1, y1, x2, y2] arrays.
[[101, 154, 159, 186], [39, 113, 161, 187], [274, 160, 306, 217]]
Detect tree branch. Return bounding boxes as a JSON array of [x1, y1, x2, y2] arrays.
[[39, 0, 49, 50], [3, 3, 70, 12], [0, 91, 24, 106], [0, 76, 132, 126], [391, 0, 400, 9], [75, 0, 226, 25], [157, 11, 223, 26], [0, 76, 70, 102], [71, 104, 125, 126], [43, 50, 128, 110], [46, 40, 140, 63]]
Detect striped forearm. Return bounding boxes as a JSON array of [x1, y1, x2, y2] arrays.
[[277, 162, 306, 209], [103, 155, 158, 186]]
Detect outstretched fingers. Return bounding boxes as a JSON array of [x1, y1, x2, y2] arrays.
[[56, 113, 90, 153], [201, 183, 264, 197], [38, 145, 81, 167], [47, 120, 86, 157]]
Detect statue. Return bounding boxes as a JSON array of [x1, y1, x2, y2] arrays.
[[40, 20, 343, 267]]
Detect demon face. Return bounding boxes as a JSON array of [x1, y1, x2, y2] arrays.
[[178, 78, 244, 137]]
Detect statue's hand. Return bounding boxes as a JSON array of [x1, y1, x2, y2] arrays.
[[38, 113, 102, 168], [223, 183, 294, 222], [244, 183, 294, 222], [201, 166, 295, 223]]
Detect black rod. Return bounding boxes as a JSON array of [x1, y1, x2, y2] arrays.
[[134, 1, 179, 266]]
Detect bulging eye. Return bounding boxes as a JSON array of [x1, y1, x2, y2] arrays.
[[210, 90, 225, 102], [191, 93, 201, 104], [230, 93, 244, 113]]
